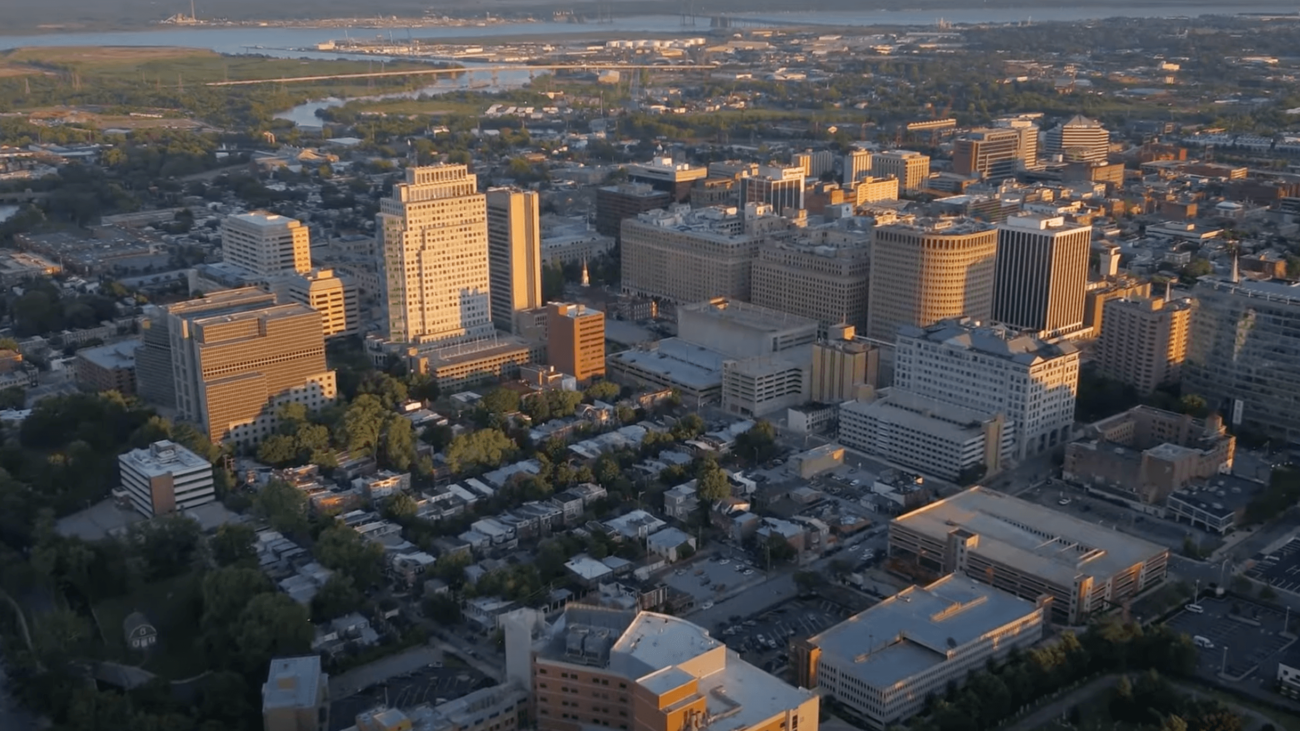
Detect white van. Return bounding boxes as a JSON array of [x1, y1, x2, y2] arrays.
[[1193, 635, 1214, 649], [1185, 603, 1204, 614]]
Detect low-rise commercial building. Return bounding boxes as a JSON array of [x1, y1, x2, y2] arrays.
[[889, 487, 1170, 624], [794, 573, 1045, 729], [532, 605, 819, 731], [117, 439, 215, 517], [838, 390, 1012, 482], [262, 655, 330, 731], [1165, 474, 1262, 535], [75, 340, 138, 395]]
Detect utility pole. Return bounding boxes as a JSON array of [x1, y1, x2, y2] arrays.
[[1220, 645, 1229, 676]]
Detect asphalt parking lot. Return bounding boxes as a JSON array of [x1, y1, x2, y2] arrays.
[[1247, 538, 1300, 592], [330, 664, 489, 730], [665, 554, 762, 606], [1164, 597, 1295, 680], [717, 597, 856, 673]]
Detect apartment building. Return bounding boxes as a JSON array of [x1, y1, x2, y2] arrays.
[[377, 165, 493, 346], [750, 224, 872, 333], [794, 573, 1044, 729], [221, 211, 311, 278], [487, 189, 543, 334], [262, 655, 330, 731], [894, 319, 1079, 458], [993, 214, 1092, 338], [1084, 275, 1151, 334], [620, 204, 784, 304], [871, 150, 930, 191], [1184, 276, 1300, 442], [866, 220, 998, 342], [532, 606, 818, 731], [1096, 295, 1193, 394], [117, 439, 214, 517], [838, 390, 1012, 482], [74, 340, 137, 395], [547, 302, 606, 383], [173, 302, 336, 446], [888, 487, 1170, 624]]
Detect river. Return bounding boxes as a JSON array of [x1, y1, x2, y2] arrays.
[[0, 6, 1293, 54]]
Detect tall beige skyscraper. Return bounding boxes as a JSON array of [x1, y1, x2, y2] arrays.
[[377, 165, 492, 345], [486, 189, 542, 334], [282, 268, 359, 341], [871, 150, 930, 191], [866, 220, 998, 342], [993, 214, 1092, 338], [221, 212, 311, 278], [1097, 295, 1193, 394]]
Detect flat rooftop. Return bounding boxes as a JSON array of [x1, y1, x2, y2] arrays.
[[810, 573, 1040, 689], [892, 486, 1167, 588], [262, 655, 323, 712], [679, 298, 819, 333], [228, 211, 300, 228], [77, 340, 139, 370], [608, 338, 724, 389], [843, 389, 1000, 442], [900, 319, 1078, 364], [119, 440, 211, 478]]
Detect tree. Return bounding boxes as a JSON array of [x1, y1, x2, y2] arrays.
[[696, 460, 731, 502], [672, 413, 705, 440], [480, 387, 520, 416], [316, 524, 384, 588], [231, 592, 313, 674], [312, 574, 364, 621], [765, 534, 797, 566], [1181, 258, 1213, 282], [1179, 394, 1210, 418], [358, 371, 409, 409], [130, 515, 201, 580], [422, 424, 455, 451], [734, 420, 778, 463], [257, 434, 300, 466], [445, 428, 516, 473], [210, 523, 257, 567], [381, 414, 416, 472], [585, 380, 620, 402], [341, 394, 387, 456], [384, 492, 419, 520], [253, 480, 308, 535], [424, 593, 462, 625], [201, 566, 274, 636], [793, 571, 824, 593]]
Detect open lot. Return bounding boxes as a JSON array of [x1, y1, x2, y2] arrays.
[[664, 554, 762, 605], [330, 663, 489, 731], [1164, 596, 1294, 680], [1246, 537, 1300, 593]]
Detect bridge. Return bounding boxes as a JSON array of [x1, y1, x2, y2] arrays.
[[205, 63, 718, 87]]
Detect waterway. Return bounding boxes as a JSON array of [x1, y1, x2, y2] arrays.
[[0, 206, 18, 224], [0, 6, 1293, 54]]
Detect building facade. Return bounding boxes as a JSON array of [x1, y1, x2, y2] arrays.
[[378, 165, 493, 346], [275, 268, 359, 340], [547, 302, 606, 383], [620, 205, 782, 304], [1044, 115, 1110, 163], [75, 340, 137, 395], [117, 439, 215, 517], [894, 319, 1079, 458], [810, 325, 879, 403], [739, 165, 806, 213], [993, 215, 1092, 338], [750, 225, 872, 333], [843, 149, 873, 186], [1184, 276, 1300, 442], [1096, 295, 1193, 394], [172, 302, 335, 446], [596, 184, 672, 241], [888, 487, 1170, 624], [487, 189, 543, 334], [627, 157, 708, 203], [866, 220, 998, 343], [952, 128, 1024, 180], [871, 151, 930, 191], [220, 212, 311, 278], [262, 655, 330, 731], [795, 573, 1044, 729]]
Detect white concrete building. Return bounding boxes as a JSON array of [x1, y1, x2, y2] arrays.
[[838, 390, 1014, 481], [221, 212, 311, 278], [894, 318, 1079, 458], [117, 439, 215, 517]]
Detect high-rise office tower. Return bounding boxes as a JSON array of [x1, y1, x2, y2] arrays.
[[1184, 276, 1300, 441], [136, 288, 278, 408], [993, 214, 1091, 338], [866, 220, 998, 342], [220, 212, 312, 278], [952, 128, 1024, 180], [377, 165, 492, 346], [595, 183, 672, 241], [993, 114, 1041, 166], [1044, 115, 1109, 163], [843, 148, 874, 186], [739, 165, 806, 213], [169, 300, 335, 446], [871, 150, 930, 191], [280, 268, 359, 341], [627, 156, 708, 203], [1097, 295, 1193, 395], [546, 302, 606, 383], [751, 226, 871, 334], [486, 189, 542, 334]]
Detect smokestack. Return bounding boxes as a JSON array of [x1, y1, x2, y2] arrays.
[[1231, 251, 1240, 284]]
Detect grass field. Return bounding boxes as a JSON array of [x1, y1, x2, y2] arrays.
[[0, 46, 441, 84], [93, 573, 208, 680]]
